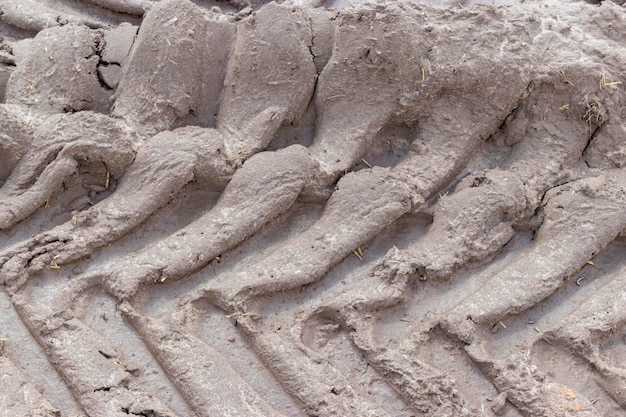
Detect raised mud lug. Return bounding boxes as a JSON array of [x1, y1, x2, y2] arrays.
[[234, 312, 394, 417], [81, 0, 153, 16], [0, 0, 103, 33], [113, 0, 232, 134], [466, 343, 599, 417], [442, 170, 626, 335], [11, 293, 181, 417], [0, 355, 61, 416], [120, 302, 286, 417], [5, 24, 112, 113]]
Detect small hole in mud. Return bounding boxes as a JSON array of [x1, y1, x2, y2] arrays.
[[356, 123, 418, 170], [471, 176, 488, 187], [98, 350, 113, 359], [301, 314, 341, 351]]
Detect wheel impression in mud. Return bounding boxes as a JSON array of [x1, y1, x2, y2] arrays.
[[1, 0, 626, 416]]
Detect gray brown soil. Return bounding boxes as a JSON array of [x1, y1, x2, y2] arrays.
[[1, 0, 626, 416]]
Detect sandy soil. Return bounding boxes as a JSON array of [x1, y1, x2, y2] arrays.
[[1, 1, 626, 416]]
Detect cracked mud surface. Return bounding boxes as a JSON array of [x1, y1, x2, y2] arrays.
[[2, 0, 626, 416]]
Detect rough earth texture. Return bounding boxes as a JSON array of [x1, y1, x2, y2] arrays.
[[1, 0, 626, 416]]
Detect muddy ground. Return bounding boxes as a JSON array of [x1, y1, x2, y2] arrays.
[[1, 0, 626, 416]]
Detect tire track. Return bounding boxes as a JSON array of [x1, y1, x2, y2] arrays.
[[2, 1, 626, 416]]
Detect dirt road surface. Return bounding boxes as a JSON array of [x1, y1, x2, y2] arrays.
[[1, 0, 626, 416]]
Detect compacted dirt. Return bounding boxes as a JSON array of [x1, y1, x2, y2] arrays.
[[1, 0, 626, 416]]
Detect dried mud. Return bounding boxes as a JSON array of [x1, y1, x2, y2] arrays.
[[1, 0, 626, 416]]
